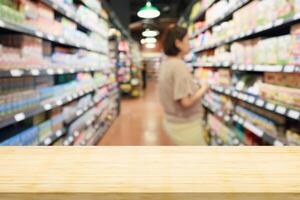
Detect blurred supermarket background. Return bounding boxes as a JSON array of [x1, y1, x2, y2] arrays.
[[0, 0, 299, 146]]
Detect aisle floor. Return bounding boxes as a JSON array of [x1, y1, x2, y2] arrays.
[[98, 81, 173, 146]]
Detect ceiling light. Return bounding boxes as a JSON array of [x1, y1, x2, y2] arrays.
[[145, 43, 156, 49], [140, 38, 146, 44], [137, 1, 160, 19], [144, 37, 157, 44], [142, 29, 159, 37]]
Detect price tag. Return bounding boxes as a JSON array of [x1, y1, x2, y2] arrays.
[[233, 115, 239, 121], [244, 121, 264, 137], [57, 69, 64, 74], [225, 89, 231, 95], [275, 106, 287, 115], [47, 34, 55, 41], [10, 69, 24, 77], [224, 115, 230, 122], [274, 140, 284, 146], [76, 110, 83, 116], [56, 100, 63, 106], [239, 65, 246, 70], [44, 138, 52, 145], [74, 131, 80, 137], [247, 96, 256, 104], [293, 13, 300, 20], [67, 96, 72, 102], [52, 3, 58, 9], [63, 141, 69, 146], [0, 20, 5, 27], [232, 91, 238, 97], [238, 93, 244, 100], [56, 130, 63, 137], [14, 113, 25, 122], [255, 99, 265, 107], [31, 69, 40, 76], [238, 118, 244, 124], [218, 111, 223, 117], [246, 65, 253, 71], [256, 26, 264, 32], [266, 103, 276, 111], [68, 136, 74, 143], [47, 69, 54, 75], [35, 31, 43, 37], [287, 110, 300, 120], [283, 65, 295, 72], [43, 104, 52, 111], [232, 64, 238, 70], [58, 38, 65, 44], [274, 18, 284, 26]]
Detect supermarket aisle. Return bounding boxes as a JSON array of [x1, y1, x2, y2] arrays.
[[98, 81, 173, 146]]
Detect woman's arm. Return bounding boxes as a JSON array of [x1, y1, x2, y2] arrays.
[[179, 84, 209, 108]]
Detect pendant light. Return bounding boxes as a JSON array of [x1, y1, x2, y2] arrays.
[[137, 1, 160, 19], [145, 43, 156, 49], [142, 29, 159, 37]]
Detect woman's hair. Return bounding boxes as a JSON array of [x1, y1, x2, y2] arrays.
[[162, 25, 188, 56]]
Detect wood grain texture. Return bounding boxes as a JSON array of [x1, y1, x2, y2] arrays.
[[0, 147, 300, 200]]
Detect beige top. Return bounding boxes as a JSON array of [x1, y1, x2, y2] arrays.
[[158, 57, 203, 123]]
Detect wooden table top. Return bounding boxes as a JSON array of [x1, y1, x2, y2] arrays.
[[0, 147, 300, 199]]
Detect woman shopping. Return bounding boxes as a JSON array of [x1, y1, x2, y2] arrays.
[[158, 25, 209, 145]]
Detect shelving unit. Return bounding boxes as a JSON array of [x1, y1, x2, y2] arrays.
[[184, 0, 300, 146], [0, 0, 122, 146]]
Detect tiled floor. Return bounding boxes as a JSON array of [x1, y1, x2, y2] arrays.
[[98, 81, 173, 146]]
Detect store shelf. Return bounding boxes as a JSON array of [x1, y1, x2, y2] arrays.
[[197, 0, 251, 35], [192, 0, 218, 24], [232, 114, 285, 146], [0, 84, 104, 130], [193, 62, 231, 68], [202, 100, 284, 146], [0, 67, 105, 78], [63, 98, 108, 146], [39, 128, 65, 146], [41, 0, 107, 38], [193, 62, 300, 73], [0, 19, 107, 55], [211, 85, 300, 122], [78, 0, 109, 22], [195, 12, 300, 53], [202, 101, 232, 123]]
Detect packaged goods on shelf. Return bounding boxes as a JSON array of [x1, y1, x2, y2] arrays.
[[82, 0, 102, 12], [264, 72, 300, 89], [204, 91, 233, 114], [194, 0, 300, 49], [287, 129, 300, 145], [0, 126, 38, 146], [235, 106, 280, 137], [194, 68, 231, 86], [234, 74, 262, 95], [208, 114, 237, 145], [0, 0, 24, 24], [259, 82, 300, 108]]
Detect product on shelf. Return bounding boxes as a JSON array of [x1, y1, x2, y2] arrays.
[[0, 126, 38, 146], [208, 114, 238, 145], [259, 82, 300, 108]]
